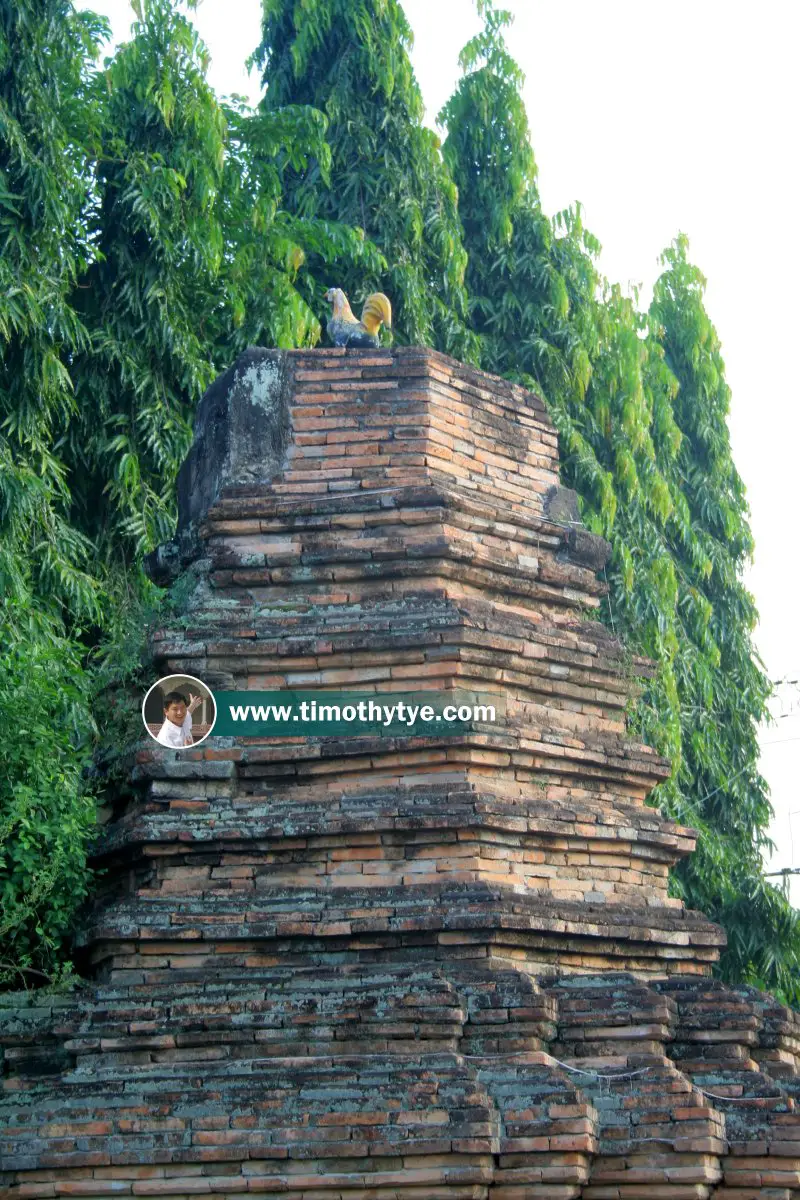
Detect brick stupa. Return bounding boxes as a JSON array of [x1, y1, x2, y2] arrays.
[[3, 347, 800, 1198]]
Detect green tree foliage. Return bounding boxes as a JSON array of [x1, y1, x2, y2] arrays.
[[441, 1, 795, 999], [647, 239, 786, 990], [252, 0, 479, 361], [0, 0, 106, 978], [67, 0, 381, 558], [67, 0, 227, 556], [0, 604, 96, 982], [215, 98, 384, 362], [0, 0, 104, 613]]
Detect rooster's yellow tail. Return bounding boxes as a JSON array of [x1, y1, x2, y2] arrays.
[[360, 292, 392, 336]]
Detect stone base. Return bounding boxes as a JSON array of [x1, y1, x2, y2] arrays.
[[3, 968, 800, 1197]]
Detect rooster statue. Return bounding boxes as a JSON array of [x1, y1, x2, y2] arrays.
[[324, 287, 392, 348]]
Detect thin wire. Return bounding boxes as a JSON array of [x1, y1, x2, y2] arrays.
[[185, 1050, 651, 1081], [72, 1039, 783, 1112], [472, 1056, 780, 1106], [535, 1056, 651, 1080], [474, 1057, 782, 1106], [691, 762, 751, 806], [694, 1085, 780, 1104], [602, 565, 616, 635]]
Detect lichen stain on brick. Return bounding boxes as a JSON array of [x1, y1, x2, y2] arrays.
[[238, 357, 283, 416]]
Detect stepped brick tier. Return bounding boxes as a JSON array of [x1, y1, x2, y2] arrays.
[[2, 346, 799, 1199]]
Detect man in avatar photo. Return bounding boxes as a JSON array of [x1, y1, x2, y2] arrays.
[[156, 689, 201, 748]]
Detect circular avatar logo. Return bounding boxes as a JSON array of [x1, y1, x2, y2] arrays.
[[142, 674, 217, 749]]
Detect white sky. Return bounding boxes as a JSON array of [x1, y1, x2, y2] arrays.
[[78, 0, 800, 897]]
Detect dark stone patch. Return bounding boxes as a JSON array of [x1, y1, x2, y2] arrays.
[[178, 348, 292, 532], [543, 485, 580, 525]]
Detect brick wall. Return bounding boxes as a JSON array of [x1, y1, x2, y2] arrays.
[[2, 348, 797, 1198]]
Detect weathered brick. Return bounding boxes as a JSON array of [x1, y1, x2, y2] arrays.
[[4, 344, 786, 1200]]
